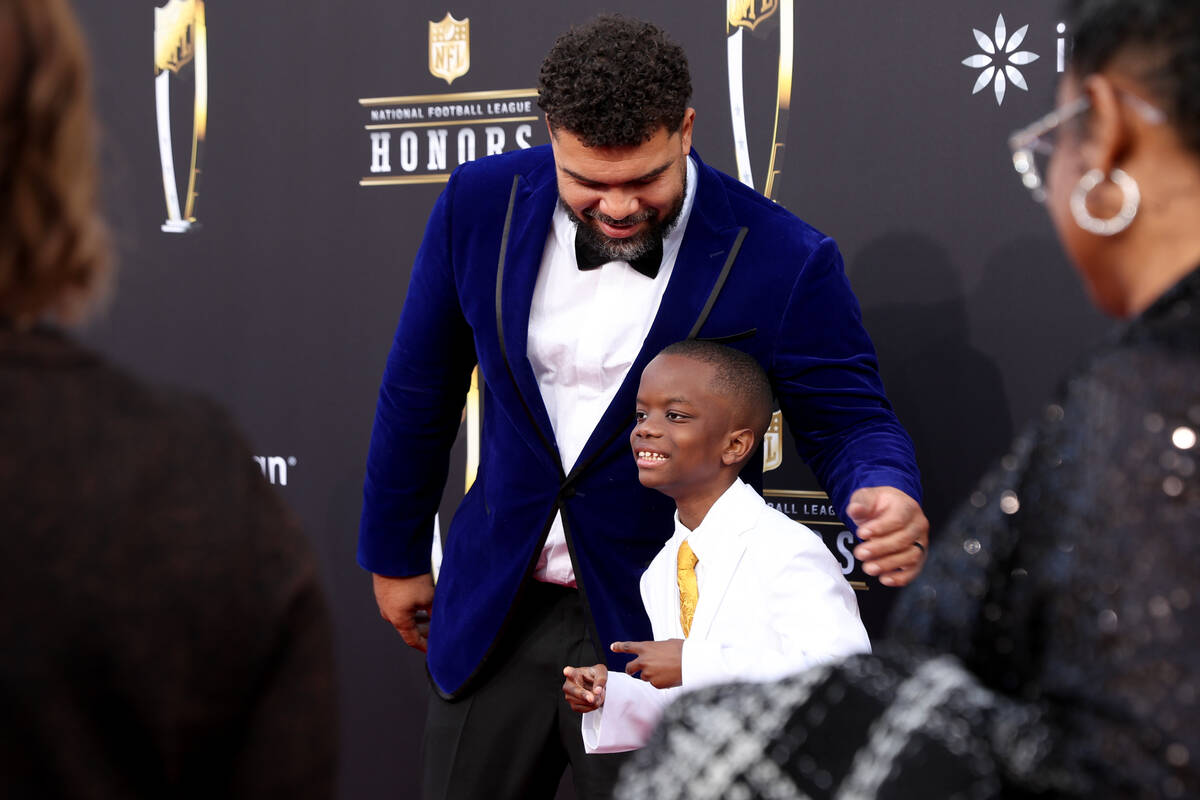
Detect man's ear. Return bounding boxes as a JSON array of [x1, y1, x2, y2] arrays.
[[721, 428, 756, 467], [679, 107, 696, 154]]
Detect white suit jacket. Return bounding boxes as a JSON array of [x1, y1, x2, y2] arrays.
[[582, 478, 871, 753]]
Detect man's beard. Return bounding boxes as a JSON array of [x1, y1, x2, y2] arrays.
[[561, 166, 687, 262]]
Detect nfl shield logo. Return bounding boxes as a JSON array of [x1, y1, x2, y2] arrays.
[[727, 0, 779, 32], [429, 13, 470, 85], [763, 411, 783, 472]]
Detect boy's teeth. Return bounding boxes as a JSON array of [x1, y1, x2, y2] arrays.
[[638, 451, 667, 461]]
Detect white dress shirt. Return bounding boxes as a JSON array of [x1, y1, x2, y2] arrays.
[[527, 156, 698, 586]]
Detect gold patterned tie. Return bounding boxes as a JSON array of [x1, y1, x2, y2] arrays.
[[677, 540, 699, 638]]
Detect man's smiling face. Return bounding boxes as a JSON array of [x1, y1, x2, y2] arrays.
[[549, 111, 693, 262]]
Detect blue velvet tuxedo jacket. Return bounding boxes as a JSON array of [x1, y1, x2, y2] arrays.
[[359, 145, 920, 697]]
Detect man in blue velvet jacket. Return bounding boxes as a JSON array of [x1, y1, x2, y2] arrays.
[[359, 14, 928, 800]]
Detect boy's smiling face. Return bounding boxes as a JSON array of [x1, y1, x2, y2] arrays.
[[630, 353, 739, 503]]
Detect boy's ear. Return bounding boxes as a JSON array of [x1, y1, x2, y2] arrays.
[[721, 428, 757, 467]]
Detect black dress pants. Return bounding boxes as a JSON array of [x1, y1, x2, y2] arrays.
[[422, 581, 630, 800]]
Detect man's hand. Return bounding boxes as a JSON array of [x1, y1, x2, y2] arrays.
[[562, 664, 608, 713], [849, 486, 930, 587], [373, 572, 435, 652], [612, 639, 684, 688]]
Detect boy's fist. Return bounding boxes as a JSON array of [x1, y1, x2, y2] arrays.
[[562, 664, 608, 713]]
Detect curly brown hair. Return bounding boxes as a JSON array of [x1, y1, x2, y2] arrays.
[[538, 15, 692, 148], [0, 0, 110, 326]]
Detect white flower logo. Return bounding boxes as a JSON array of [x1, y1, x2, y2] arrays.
[[962, 14, 1040, 106]]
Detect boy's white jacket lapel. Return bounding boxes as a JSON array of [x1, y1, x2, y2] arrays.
[[640, 481, 757, 642], [680, 511, 751, 642]]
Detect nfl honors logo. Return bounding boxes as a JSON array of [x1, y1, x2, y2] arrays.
[[358, 11, 541, 187], [429, 13, 470, 85]]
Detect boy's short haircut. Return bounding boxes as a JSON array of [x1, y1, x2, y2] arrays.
[[657, 340, 774, 439]]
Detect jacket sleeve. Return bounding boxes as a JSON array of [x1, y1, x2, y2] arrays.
[[682, 531, 871, 689], [581, 672, 681, 754], [771, 235, 922, 522], [357, 171, 479, 577]]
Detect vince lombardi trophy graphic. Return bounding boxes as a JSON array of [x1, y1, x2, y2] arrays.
[[727, 0, 793, 469], [154, 0, 207, 233]]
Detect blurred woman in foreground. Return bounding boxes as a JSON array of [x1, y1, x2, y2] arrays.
[[617, 1, 1200, 797], [0, 1, 336, 796]]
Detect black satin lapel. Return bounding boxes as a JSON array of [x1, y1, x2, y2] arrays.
[[495, 171, 564, 475]]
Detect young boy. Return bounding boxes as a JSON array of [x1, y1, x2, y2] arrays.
[[562, 340, 870, 753]]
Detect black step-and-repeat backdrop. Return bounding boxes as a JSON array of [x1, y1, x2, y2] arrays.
[[74, 2, 1108, 797]]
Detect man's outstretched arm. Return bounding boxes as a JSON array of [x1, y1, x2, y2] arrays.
[[771, 236, 928, 585]]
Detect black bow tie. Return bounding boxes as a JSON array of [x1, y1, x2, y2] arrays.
[[575, 230, 663, 279]]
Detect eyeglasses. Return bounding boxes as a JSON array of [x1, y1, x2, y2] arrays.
[[1008, 97, 1090, 202], [1008, 92, 1167, 202]]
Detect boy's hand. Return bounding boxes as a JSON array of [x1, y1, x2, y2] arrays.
[[562, 664, 608, 713], [612, 639, 683, 688]]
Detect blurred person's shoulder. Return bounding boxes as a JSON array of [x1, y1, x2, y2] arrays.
[[0, 322, 325, 663], [0, 325, 335, 799], [1073, 266, 1200, 423], [0, 325, 312, 569]]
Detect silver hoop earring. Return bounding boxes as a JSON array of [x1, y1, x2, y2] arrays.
[[1070, 168, 1140, 236]]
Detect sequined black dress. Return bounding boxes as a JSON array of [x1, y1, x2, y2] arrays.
[[615, 266, 1200, 800]]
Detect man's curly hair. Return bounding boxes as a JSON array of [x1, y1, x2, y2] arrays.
[[0, 0, 110, 326], [538, 15, 692, 148]]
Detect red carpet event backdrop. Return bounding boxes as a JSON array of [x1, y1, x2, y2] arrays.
[[74, 2, 1109, 797]]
